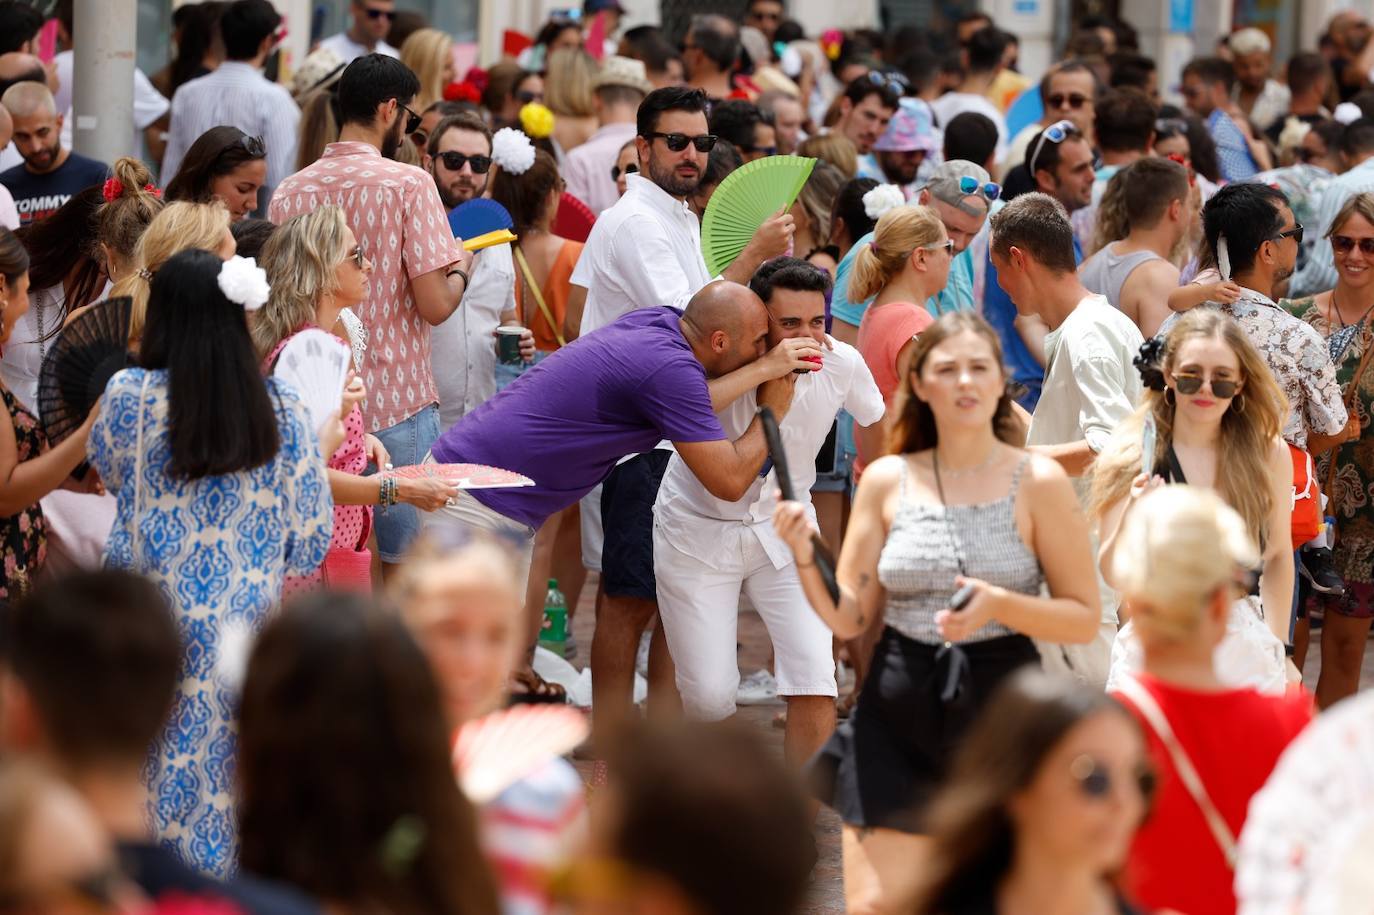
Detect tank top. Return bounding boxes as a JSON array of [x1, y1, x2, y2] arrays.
[[877, 454, 1044, 644], [1080, 243, 1164, 313]]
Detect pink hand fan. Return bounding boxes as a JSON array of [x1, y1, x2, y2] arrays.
[[452, 704, 589, 803], [390, 462, 534, 489]]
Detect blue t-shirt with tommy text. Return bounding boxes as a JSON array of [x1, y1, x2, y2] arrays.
[[0, 152, 108, 225]]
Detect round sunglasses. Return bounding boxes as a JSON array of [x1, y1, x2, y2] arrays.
[[1172, 372, 1239, 399], [958, 175, 1001, 201]]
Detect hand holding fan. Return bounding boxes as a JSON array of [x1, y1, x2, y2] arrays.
[[449, 198, 518, 251], [758, 406, 839, 602], [272, 328, 352, 436], [391, 462, 534, 489], [701, 155, 816, 276], [38, 296, 136, 445], [452, 704, 589, 803]]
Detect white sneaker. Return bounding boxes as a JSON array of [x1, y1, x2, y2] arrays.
[[736, 669, 778, 705]]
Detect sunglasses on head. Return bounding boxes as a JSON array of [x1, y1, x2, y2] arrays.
[[957, 175, 1001, 201], [866, 70, 909, 97], [1172, 372, 1240, 398], [1333, 234, 1374, 255], [611, 162, 639, 181], [364, 7, 396, 21], [1273, 222, 1305, 246], [1155, 117, 1189, 136], [229, 134, 266, 158], [435, 151, 493, 173], [1048, 92, 1090, 110], [1027, 119, 1076, 177], [1070, 754, 1156, 802], [644, 131, 718, 152]]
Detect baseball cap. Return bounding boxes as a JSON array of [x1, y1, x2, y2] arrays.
[[873, 99, 939, 154], [924, 160, 995, 216]]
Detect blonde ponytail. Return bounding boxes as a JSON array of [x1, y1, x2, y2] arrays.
[[847, 205, 944, 303]]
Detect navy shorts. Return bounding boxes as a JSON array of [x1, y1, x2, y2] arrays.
[[600, 450, 672, 600]]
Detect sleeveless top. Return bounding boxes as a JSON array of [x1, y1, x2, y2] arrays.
[[1080, 243, 1164, 313], [877, 455, 1043, 644]]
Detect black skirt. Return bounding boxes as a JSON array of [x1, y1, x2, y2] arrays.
[[809, 626, 1041, 834]]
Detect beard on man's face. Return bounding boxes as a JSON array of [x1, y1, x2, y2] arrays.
[[381, 110, 406, 160], [647, 153, 703, 198]]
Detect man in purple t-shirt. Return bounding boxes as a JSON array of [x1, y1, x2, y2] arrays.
[[425, 281, 822, 708]]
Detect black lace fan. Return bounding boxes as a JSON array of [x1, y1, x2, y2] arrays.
[[38, 296, 136, 445]]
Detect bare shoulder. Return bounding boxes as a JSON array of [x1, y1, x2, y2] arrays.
[[860, 454, 907, 492], [1020, 448, 1072, 487]]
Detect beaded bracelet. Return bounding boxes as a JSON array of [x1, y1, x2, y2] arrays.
[[379, 474, 398, 507]]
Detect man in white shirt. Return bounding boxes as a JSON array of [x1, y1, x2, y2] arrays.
[[563, 56, 650, 217], [569, 85, 794, 749], [991, 192, 1144, 687], [162, 0, 299, 199], [930, 26, 1008, 155], [317, 0, 400, 63], [654, 258, 883, 766]]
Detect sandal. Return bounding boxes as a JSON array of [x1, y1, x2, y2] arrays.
[[509, 668, 568, 705]]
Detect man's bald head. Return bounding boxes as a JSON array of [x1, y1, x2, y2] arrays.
[[0, 52, 44, 98], [1, 79, 54, 119], [681, 281, 770, 378]]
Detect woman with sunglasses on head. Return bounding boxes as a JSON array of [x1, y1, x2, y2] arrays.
[[1103, 486, 1312, 915], [255, 206, 457, 594], [164, 125, 268, 222], [911, 669, 1153, 915], [1094, 309, 1294, 695], [773, 312, 1099, 914], [1282, 192, 1374, 706]]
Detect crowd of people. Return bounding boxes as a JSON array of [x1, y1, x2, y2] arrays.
[[4, 0, 1374, 912]]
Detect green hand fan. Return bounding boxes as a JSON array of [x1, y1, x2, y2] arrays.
[[701, 155, 816, 276]]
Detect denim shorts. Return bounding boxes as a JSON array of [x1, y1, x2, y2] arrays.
[[494, 351, 548, 392], [812, 412, 854, 494], [370, 403, 441, 562]]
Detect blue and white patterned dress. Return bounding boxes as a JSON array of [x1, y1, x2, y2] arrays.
[[88, 367, 334, 877]]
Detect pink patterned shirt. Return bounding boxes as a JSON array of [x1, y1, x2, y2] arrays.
[[269, 141, 461, 432]]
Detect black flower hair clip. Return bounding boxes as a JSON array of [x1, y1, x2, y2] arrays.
[[1134, 337, 1167, 392]]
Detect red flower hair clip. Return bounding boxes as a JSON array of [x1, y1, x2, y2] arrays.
[[444, 81, 482, 104], [103, 178, 164, 202]]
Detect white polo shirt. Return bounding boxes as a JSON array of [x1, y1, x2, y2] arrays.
[[654, 338, 884, 570]]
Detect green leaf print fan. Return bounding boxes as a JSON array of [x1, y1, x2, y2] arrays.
[[701, 155, 816, 276]]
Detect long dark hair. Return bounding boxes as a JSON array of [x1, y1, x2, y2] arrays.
[[139, 248, 279, 479], [887, 312, 1025, 455], [167, 1, 227, 97], [15, 185, 106, 330], [164, 126, 266, 204], [914, 670, 1148, 913], [237, 592, 501, 915]]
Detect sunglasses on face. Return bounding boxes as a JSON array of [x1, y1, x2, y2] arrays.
[[1273, 222, 1305, 246], [958, 175, 1001, 201], [1172, 372, 1240, 398], [644, 131, 718, 152], [400, 105, 421, 136], [1332, 234, 1374, 255], [923, 239, 954, 254], [364, 7, 396, 21], [516, 89, 544, 104], [435, 151, 493, 173], [1070, 754, 1156, 802], [611, 162, 639, 181], [348, 243, 369, 270], [740, 144, 778, 156], [1028, 119, 1076, 177], [1048, 92, 1090, 109]]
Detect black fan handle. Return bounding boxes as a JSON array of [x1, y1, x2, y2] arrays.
[[758, 406, 840, 604]]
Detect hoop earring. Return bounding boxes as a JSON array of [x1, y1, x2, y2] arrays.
[[1165, 388, 1175, 406], [1232, 394, 1245, 414]]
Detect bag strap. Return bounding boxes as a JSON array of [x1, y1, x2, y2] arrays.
[[513, 245, 566, 348], [1325, 323, 1374, 505], [1116, 676, 1237, 868]]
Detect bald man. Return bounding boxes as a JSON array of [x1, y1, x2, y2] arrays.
[[0, 81, 107, 225], [425, 282, 823, 712]]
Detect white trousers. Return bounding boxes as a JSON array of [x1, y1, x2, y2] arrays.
[[653, 522, 838, 721]]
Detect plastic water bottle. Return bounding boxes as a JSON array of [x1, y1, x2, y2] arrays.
[[539, 578, 568, 654]]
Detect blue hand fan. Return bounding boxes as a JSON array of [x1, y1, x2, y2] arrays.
[[449, 198, 514, 239]]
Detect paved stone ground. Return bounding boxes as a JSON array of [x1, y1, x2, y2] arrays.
[[561, 575, 1374, 915]]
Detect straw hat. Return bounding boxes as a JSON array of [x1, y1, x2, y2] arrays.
[[292, 46, 346, 99], [593, 55, 653, 95]]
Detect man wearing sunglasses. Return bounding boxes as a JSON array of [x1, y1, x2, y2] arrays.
[[1003, 62, 1097, 182], [317, 0, 400, 64], [832, 74, 900, 156], [160, 0, 298, 203], [272, 54, 473, 573]]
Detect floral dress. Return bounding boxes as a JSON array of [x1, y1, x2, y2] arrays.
[[0, 384, 46, 600], [88, 368, 333, 877], [1285, 296, 1374, 616]]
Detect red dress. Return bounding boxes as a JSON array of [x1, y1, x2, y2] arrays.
[[1113, 674, 1313, 915], [264, 327, 371, 594]]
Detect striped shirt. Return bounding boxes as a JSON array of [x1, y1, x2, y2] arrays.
[[1207, 108, 1260, 183], [269, 141, 462, 432], [162, 62, 300, 196]]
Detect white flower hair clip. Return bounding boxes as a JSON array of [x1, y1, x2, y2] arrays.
[[218, 255, 271, 311], [491, 127, 536, 176], [1336, 102, 1363, 125], [863, 184, 904, 221]]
